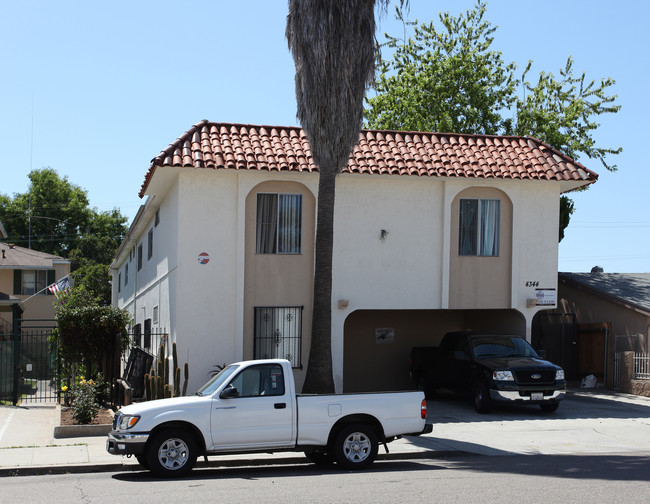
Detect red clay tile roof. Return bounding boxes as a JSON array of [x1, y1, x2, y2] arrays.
[[140, 120, 597, 198]]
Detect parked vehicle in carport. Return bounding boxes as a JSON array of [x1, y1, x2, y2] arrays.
[[410, 331, 566, 413], [107, 359, 432, 477]]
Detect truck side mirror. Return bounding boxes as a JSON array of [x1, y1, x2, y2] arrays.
[[220, 386, 239, 399], [538, 350, 547, 359]]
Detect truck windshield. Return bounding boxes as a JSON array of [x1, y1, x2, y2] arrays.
[[471, 336, 539, 359], [196, 365, 239, 396]]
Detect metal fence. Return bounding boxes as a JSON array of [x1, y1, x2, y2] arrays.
[[120, 329, 168, 401], [634, 353, 650, 380], [0, 324, 172, 406], [613, 352, 650, 391], [613, 353, 621, 390], [0, 330, 59, 404]]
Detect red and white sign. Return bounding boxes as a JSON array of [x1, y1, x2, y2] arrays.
[[198, 252, 210, 265]]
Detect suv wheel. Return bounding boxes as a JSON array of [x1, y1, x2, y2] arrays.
[[472, 381, 491, 414]]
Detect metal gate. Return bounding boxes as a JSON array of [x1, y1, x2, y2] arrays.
[[531, 312, 578, 380], [0, 329, 59, 405]]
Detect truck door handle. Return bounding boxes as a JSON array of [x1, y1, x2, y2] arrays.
[[274, 403, 286, 409]]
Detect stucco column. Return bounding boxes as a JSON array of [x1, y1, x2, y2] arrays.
[[331, 308, 347, 393]]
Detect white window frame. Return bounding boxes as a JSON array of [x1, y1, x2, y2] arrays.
[[459, 198, 501, 257], [255, 193, 302, 254]]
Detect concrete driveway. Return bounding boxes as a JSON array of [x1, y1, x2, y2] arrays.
[[412, 389, 650, 456]]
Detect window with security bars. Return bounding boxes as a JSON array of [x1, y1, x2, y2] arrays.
[[256, 193, 302, 254], [254, 306, 302, 368]]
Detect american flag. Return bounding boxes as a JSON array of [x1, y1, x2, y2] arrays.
[[48, 276, 71, 299]]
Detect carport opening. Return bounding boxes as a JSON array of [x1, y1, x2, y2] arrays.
[[342, 309, 525, 393]]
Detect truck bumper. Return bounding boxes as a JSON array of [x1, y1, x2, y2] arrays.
[[405, 423, 433, 437], [489, 389, 565, 403], [106, 430, 149, 456]]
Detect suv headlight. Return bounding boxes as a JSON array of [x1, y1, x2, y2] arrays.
[[493, 370, 514, 381], [556, 369, 565, 381], [117, 414, 140, 430]]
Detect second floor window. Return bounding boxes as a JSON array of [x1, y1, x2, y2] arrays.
[[459, 198, 500, 257], [14, 269, 54, 296], [256, 193, 302, 254], [147, 228, 154, 260]]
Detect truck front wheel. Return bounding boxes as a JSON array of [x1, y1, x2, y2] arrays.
[[333, 424, 378, 470], [472, 381, 492, 414], [146, 428, 198, 477], [540, 401, 559, 413]]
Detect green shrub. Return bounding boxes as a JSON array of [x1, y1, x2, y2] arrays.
[[71, 379, 99, 424]]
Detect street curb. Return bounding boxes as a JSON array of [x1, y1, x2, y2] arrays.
[[0, 449, 475, 478], [53, 424, 112, 438]]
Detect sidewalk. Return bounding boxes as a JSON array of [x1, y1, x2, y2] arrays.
[[1, 388, 649, 476]]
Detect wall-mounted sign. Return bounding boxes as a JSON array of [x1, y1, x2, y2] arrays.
[[375, 328, 394, 344], [535, 288, 556, 306], [198, 252, 210, 265]]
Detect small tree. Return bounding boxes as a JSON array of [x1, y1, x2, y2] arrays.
[[54, 286, 131, 388]]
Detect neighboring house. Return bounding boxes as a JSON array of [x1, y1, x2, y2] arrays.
[[0, 239, 71, 333], [111, 120, 596, 394], [539, 271, 650, 386]]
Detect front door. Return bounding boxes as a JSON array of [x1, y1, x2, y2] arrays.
[[210, 363, 294, 450]]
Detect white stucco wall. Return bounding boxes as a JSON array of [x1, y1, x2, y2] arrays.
[[113, 167, 565, 393], [329, 175, 562, 390]]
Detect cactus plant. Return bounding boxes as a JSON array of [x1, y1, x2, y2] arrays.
[[144, 340, 189, 401]]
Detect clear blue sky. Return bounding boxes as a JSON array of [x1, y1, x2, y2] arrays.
[[2, 1, 648, 273]]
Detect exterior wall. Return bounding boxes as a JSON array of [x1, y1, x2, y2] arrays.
[[331, 176, 561, 391], [113, 169, 565, 394], [557, 281, 649, 353], [449, 187, 513, 309], [243, 180, 316, 392], [173, 171, 243, 390]]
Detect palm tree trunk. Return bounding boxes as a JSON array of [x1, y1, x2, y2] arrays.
[[302, 168, 336, 394]]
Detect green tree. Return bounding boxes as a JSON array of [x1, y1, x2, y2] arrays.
[[287, 0, 399, 393], [54, 285, 131, 381], [366, 1, 621, 239], [0, 168, 128, 302], [366, 2, 517, 135]]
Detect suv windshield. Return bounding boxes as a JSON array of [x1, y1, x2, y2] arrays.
[[471, 336, 539, 359]]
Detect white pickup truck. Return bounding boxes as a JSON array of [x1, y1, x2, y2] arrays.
[[107, 358, 432, 477]]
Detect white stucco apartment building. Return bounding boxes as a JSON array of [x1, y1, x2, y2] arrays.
[[111, 121, 596, 393]]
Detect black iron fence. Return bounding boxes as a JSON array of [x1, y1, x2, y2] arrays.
[[0, 325, 170, 406], [0, 329, 59, 405], [120, 329, 168, 402]]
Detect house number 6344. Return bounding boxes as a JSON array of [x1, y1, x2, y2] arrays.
[[525, 281, 539, 287]]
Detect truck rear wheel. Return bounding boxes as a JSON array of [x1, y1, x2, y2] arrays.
[[333, 424, 378, 470], [146, 428, 198, 477]]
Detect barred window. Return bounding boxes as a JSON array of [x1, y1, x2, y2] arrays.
[[254, 306, 302, 368], [256, 193, 302, 254]]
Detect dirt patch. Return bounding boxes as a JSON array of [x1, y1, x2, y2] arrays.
[[60, 407, 114, 426]]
